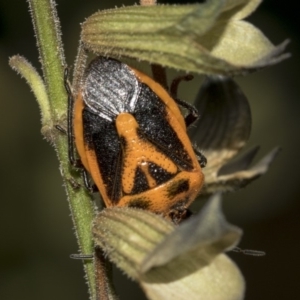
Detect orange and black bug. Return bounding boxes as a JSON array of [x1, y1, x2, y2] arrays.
[[67, 57, 206, 223]]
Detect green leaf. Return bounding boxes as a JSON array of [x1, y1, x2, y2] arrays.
[[93, 194, 244, 300], [141, 254, 245, 300], [81, 0, 289, 75], [9, 55, 50, 126], [191, 77, 281, 194]]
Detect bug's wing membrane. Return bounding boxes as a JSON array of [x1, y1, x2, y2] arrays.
[[134, 84, 194, 171], [83, 57, 140, 120], [83, 109, 123, 204]]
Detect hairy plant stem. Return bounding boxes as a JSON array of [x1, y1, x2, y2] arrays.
[[27, 0, 97, 298]]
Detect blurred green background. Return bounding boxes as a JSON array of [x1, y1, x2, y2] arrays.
[[0, 0, 299, 299]]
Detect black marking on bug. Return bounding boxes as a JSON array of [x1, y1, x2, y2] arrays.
[[148, 162, 176, 185], [128, 198, 151, 210], [167, 179, 190, 198], [130, 166, 150, 195], [82, 108, 123, 203], [134, 83, 194, 171]]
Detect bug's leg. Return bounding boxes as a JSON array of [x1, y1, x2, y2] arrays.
[[174, 97, 199, 128], [170, 74, 194, 99], [151, 64, 168, 90], [63, 67, 98, 193], [170, 74, 199, 127], [55, 125, 67, 134], [193, 144, 207, 168], [82, 169, 98, 193], [64, 67, 79, 167], [70, 253, 93, 260], [56, 130, 97, 192], [169, 208, 193, 224]]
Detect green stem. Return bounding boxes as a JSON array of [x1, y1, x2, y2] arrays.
[[28, 0, 66, 116], [27, 0, 96, 298]]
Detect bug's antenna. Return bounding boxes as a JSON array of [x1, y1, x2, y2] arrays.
[[231, 247, 266, 257]]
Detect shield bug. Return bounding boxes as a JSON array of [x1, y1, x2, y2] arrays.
[[68, 57, 205, 223]]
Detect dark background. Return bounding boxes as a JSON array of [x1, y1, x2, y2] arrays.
[[0, 0, 299, 299]]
